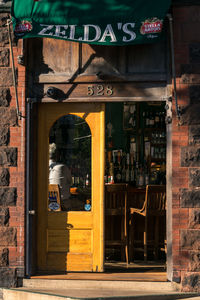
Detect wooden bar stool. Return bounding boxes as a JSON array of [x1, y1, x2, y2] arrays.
[[129, 185, 166, 262], [105, 183, 129, 265]]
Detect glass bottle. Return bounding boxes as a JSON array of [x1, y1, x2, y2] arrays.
[[155, 111, 160, 128], [85, 173, 90, 186], [125, 153, 130, 183], [137, 165, 144, 187], [146, 111, 149, 128], [122, 157, 126, 183], [108, 162, 114, 184], [115, 151, 122, 183], [130, 154, 135, 185], [144, 162, 149, 186]]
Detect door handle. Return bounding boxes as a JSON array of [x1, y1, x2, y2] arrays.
[[66, 223, 73, 229]]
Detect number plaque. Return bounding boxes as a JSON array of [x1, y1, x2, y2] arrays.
[[87, 85, 113, 97]]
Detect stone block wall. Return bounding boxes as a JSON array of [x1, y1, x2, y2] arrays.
[[0, 12, 25, 287], [0, 0, 200, 292], [172, 5, 200, 292]]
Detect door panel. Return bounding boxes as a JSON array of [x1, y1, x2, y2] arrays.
[[47, 229, 92, 252], [37, 103, 105, 272], [47, 253, 93, 271]]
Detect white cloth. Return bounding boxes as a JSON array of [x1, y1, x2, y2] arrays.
[[49, 160, 71, 208]]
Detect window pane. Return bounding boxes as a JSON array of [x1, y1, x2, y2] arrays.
[[48, 114, 91, 211]]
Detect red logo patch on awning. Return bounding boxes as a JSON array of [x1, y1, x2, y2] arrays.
[[140, 18, 163, 35]]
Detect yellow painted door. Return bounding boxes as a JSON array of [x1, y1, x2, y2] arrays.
[[37, 103, 105, 272]]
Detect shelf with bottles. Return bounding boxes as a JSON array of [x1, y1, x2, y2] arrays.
[[104, 101, 166, 187], [143, 131, 166, 161], [104, 149, 137, 186], [141, 103, 166, 130], [104, 149, 166, 187], [71, 161, 91, 189]]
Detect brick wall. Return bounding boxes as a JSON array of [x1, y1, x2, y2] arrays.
[[0, 13, 25, 287], [172, 5, 200, 291], [0, 1, 200, 292]]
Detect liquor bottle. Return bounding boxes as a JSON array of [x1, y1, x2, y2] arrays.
[[145, 111, 149, 128], [74, 164, 80, 186], [144, 136, 150, 161], [71, 163, 75, 187], [115, 167, 122, 183], [144, 161, 149, 186], [134, 160, 139, 186], [160, 111, 165, 128], [149, 111, 155, 128], [104, 150, 108, 184], [114, 154, 118, 182], [85, 173, 90, 187], [143, 111, 146, 127], [104, 161, 108, 183], [108, 162, 114, 184], [155, 111, 160, 128], [115, 151, 122, 183], [108, 137, 113, 149], [130, 137, 136, 158], [125, 153, 130, 183], [122, 159, 126, 183], [151, 146, 154, 159], [130, 154, 135, 185], [137, 165, 144, 187]]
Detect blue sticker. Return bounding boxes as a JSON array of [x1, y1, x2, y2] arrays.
[[49, 202, 60, 211], [84, 204, 91, 211]]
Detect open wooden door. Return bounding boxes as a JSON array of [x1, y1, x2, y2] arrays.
[[37, 103, 105, 272]]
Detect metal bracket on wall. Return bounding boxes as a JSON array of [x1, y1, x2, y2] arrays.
[[7, 19, 22, 120]]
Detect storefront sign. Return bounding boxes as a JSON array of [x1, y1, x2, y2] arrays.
[[11, 0, 171, 45]]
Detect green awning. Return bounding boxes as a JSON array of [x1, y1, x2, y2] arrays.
[[11, 0, 171, 45]]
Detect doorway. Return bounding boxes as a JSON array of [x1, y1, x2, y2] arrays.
[[36, 103, 105, 273], [35, 100, 167, 277], [104, 101, 167, 274]]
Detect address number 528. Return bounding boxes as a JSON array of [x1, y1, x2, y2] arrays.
[[87, 85, 113, 96]]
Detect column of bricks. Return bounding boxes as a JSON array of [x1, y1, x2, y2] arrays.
[[172, 5, 200, 292], [0, 12, 26, 287]]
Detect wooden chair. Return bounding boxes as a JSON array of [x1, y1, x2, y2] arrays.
[[48, 184, 61, 211], [105, 183, 129, 265], [129, 185, 166, 262]]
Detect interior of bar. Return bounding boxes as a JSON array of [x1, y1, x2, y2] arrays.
[[48, 101, 166, 267]]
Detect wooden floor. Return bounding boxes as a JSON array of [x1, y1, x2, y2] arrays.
[[32, 261, 167, 282]]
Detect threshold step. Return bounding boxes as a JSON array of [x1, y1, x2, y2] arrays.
[[22, 278, 175, 291], [2, 287, 199, 300]]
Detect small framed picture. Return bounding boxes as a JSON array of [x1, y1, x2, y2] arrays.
[[123, 103, 136, 130]]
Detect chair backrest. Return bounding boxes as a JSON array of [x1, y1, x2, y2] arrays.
[[105, 184, 128, 212], [128, 187, 146, 209], [145, 185, 166, 216], [48, 184, 61, 211]]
